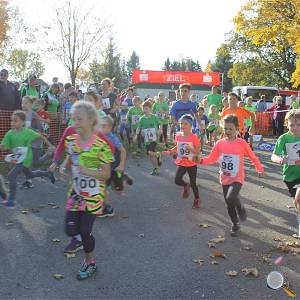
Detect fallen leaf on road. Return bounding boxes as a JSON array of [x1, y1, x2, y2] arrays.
[[287, 205, 295, 209], [273, 236, 282, 242], [5, 221, 14, 226], [193, 259, 204, 265], [226, 270, 238, 277], [53, 274, 64, 280], [241, 246, 253, 251], [285, 241, 300, 248], [138, 233, 145, 238], [277, 243, 291, 253], [21, 210, 28, 214], [210, 250, 226, 258], [211, 260, 219, 265], [199, 224, 212, 228], [241, 268, 259, 277], [51, 205, 59, 209], [52, 238, 60, 243], [207, 242, 216, 248], [209, 236, 225, 244], [64, 253, 76, 258], [292, 234, 300, 239]]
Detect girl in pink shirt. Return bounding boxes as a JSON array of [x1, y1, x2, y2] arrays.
[[199, 114, 264, 236], [150, 114, 201, 208]]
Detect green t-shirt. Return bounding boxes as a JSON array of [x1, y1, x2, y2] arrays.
[[273, 132, 300, 182], [244, 104, 256, 126], [127, 106, 144, 130], [152, 101, 169, 125], [207, 94, 222, 111], [138, 114, 160, 144], [291, 101, 299, 110], [46, 92, 60, 113], [207, 112, 219, 132], [1, 127, 41, 168]]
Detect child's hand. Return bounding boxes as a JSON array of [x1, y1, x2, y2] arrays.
[[59, 166, 70, 177], [115, 165, 124, 173], [49, 162, 58, 172], [192, 155, 201, 163], [280, 156, 288, 165]]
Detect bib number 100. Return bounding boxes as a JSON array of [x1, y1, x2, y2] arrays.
[[73, 177, 96, 190]]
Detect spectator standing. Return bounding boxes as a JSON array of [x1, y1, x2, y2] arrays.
[[0, 69, 21, 110], [289, 95, 299, 110], [267, 96, 287, 137], [256, 95, 267, 112], [44, 83, 60, 114], [20, 74, 40, 99]]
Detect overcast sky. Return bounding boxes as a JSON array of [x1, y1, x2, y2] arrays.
[[11, 0, 247, 83]]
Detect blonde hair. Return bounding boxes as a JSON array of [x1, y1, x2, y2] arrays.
[[100, 115, 114, 127], [22, 96, 36, 105], [71, 100, 100, 130], [285, 110, 300, 123]]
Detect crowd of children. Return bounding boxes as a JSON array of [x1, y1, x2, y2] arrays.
[[1, 80, 300, 281]]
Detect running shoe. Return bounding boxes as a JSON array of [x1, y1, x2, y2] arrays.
[[192, 197, 201, 209], [64, 238, 83, 253], [2, 201, 16, 209], [150, 168, 160, 176], [182, 184, 191, 198], [21, 180, 34, 189], [77, 262, 97, 280], [238, 206, 247, 222], [230, 223, 240, 237]]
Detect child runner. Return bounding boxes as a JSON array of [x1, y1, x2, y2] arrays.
[[98, 115, 127, 217], [84, 91, 106, 120], [195, 106, 209, 151], [127, 96, 143, 152], [63, 91, 78, 125], [271, 110, 300, 236], [150, 114, 201, 208], [36, 99, 51, 134], [60, 101, 113, 280], [136, 100, 161, 175], [152, 91, 170, 148], [199, 114, 264, 236], [21, 96, 44, 188], [0, 111, 55, 208], [207, 104, 220, 146]]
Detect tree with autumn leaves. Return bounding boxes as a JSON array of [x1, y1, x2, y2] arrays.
[[0, 0, 9, 48], [213, 0, 300, 89]]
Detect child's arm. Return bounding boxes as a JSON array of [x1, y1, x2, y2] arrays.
[[79, 163, 111, 181], [115, 145, 126, 172], [199, 144, 220, 165], [271, 153, 287, 164], [148, 145, 177, 157]]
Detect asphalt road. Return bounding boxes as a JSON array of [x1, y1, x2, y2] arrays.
[[0, 146, 300, 300]]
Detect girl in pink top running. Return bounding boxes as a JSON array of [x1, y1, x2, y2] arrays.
[[150, 114, 201, 209], [199, 114, 264, 236]]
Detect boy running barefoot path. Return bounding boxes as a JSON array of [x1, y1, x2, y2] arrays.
[[271, 110, 300, 237], [60, 101, 113, 280], [150, 114, 201, 208], [199, 115, 264, 236]]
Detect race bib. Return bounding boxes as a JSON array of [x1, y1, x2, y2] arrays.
[[102, 98, 111, 109], [156, 112, 164, 119], [5, 147, 28, 164], [143, 128, 157, 143], [42, 122, 49, 131], [209, 119, 218, 126], [177, 142, 194, 160], [286, 142, 300, 165], [132, 115, 140, 125], [72, 166, 99, 196], [219, 154, 239, 177]]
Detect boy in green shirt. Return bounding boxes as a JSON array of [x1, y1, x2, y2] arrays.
[[136, 100, 161, 175], [272, 110, 300, 236], [127, 96, 144, 151], [0, 111, 55, 208], [152, 92, 169, 147]]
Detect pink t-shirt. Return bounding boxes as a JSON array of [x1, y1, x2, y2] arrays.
[[200, 137, 264, 185], [175, 132, 200, 167]]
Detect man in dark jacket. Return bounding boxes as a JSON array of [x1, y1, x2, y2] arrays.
[[0, 69, 21, 110]]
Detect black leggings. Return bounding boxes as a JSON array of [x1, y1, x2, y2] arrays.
[[65, 211, 96, 253], [222, 182, 243, 225], [174, 165, 199, 198], [159, 124, 168, 143]]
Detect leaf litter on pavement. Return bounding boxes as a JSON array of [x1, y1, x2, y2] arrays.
[[64, 253, 76, 258], [53, 274, 64, 280]]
